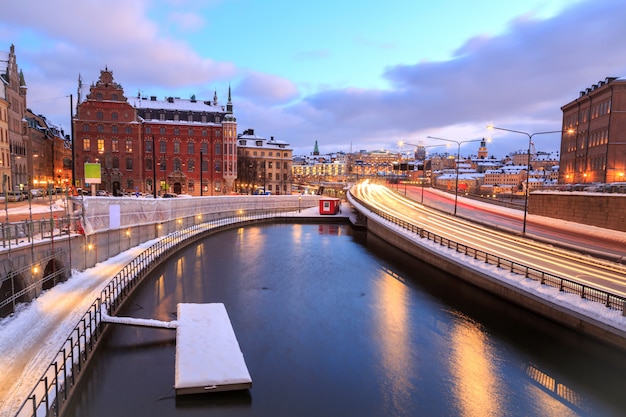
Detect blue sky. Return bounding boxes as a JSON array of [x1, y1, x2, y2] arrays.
[[2, 0, 624, 158]]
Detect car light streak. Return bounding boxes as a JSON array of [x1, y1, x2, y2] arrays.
[[353, 183, 626, 296]]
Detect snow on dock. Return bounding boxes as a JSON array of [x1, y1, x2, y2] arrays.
[[102, 303, 252, 395], [174, 303, 252, 395]]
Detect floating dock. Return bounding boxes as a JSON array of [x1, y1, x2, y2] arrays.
[[101, 302, 252, 395], [174, 303, 252, 395]]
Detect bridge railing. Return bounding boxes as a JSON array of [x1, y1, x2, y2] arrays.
[[349, 193, 626, 313], [12, 208, 312, 417]]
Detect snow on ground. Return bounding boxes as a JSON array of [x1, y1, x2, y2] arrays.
[[0, 192, 625, 416], [0, 239, 159, 417]]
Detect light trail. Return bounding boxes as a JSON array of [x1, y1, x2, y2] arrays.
[[353, 182, 626, 296]]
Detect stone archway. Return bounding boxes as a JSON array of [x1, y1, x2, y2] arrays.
[[0, 272, 28, 318], [42, 259, 68, 291]]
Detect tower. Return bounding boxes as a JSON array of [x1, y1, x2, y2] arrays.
[[477, 137, 488, 159]]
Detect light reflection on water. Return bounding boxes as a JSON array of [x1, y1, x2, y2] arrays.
[[63, 224, 626, 417]]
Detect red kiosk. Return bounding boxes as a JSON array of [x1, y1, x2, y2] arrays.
[[319, 198, 341, 215]]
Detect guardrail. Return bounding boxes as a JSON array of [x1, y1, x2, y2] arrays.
[[349, 193, 626, 313], [0, 214, 81, 249], [12, 209, 306, 417]]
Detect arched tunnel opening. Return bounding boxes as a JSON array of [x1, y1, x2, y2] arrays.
[[0, 273, 28, 318]]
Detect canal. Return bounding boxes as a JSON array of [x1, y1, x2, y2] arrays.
[[63, 223, 626, 417]]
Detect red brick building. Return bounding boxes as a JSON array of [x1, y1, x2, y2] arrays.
[[559, 77, 626, 184], [73, 68, 237, 196]]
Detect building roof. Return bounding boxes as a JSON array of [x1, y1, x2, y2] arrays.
[[131, 95, 227, 113]]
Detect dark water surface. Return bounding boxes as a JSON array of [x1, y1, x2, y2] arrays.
[[64, 224, 626, 417]]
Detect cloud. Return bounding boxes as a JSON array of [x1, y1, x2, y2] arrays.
[[236, 71, 300, 105], [268, 0, 626, 155]]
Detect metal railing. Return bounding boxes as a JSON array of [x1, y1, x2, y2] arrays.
[[350, 193, 626, 312], [12, 208, 312, 417]]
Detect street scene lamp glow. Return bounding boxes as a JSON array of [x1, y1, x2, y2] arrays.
[[486, 125, 570, 234], [426, 136, 483, 215]]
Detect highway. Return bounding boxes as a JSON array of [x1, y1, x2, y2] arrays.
[[352, 181, 626, 297]]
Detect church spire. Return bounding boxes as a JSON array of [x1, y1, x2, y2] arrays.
[[313, 140, 320, 156], [226, 83, 233, 114]]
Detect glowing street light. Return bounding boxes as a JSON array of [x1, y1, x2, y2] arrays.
[[426, 136, 483, 215], [398, 141, 445, 204], [486, 125, 571, 234]]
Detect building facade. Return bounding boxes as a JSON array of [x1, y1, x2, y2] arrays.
[[236, 129, 292, 195], [0, 45, 27, 192], [73, 68, 237, 196], [559, 77, 626, 184], [23, 110, 71, 192]]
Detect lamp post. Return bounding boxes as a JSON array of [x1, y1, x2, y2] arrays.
[[487, 126, 567, 234], [426, 136, 483, 215], [200, 151, 203, 196], [399, 142, 444, 204], [151, 136, 157, 199]]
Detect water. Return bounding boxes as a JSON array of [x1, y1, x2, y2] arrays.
[[64, 224, 626, 417]]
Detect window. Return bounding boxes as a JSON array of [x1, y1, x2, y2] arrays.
[[83, 138, 91, 151], [201, 142, 208, 154], [97, 139, 105, 154], [188, 181, 194, 192], [96, 111, 103, 120], [112, 94, 118, 101], [146, 157, 152, 170], [125, 126, 132, 134], [146, 127, 151, 134], [187, 159, 194, 172], [174, 141, 180, 154], [202, 159, 208, 172], [187, 142, 194, 154], [174, 158, 181, 171], [111, 112, 118, 120], [112, 156, 119, 169], [126, 179, 134, 190], [83, 124, 89, 132], [268, 161, 273, 169], [160, 127, 166, 135], [174, 127, 180, 135], [215, 143, 221, 155], [188, 128, 193, 136], [126, 158, 133, 170], [160, 140, 166, 153], [215, 160, 221, 172], [96, 93, 103, 100], [145, 140, 152, 153], [111, 125, 118, 133], [126, 140, 133, 153], [160, 158, 166, 171], [215, 130, 221, 137], [97, 125, 104, 133]]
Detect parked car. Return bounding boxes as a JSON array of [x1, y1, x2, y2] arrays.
[[7, 191, 24, 202], [162, 193, 178, 198], [96, 190, 109, 196], [30, 188, 45, 197]]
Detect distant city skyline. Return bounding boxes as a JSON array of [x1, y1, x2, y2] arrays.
[[2, 0, 625, 157]]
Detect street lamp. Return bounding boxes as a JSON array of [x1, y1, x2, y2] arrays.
[[399, 142, 445, 204], [427, 136, 483, 215], [486, 125, 570, 234]]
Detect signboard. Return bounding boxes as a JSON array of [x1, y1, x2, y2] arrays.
[[84, 163, 102, 184]]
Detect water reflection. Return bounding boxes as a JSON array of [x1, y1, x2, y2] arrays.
[[373, 266, 413, 415], [61, 224, 626, 417], [448, 313, 502, 417]]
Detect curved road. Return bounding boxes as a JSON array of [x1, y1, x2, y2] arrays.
[[352, 182, 626, 297]]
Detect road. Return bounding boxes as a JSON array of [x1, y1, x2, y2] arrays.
[[352, 182, 626, 297], [396, 183, 626, 261]]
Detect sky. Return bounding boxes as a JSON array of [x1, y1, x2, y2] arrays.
[[2, 0, 625, 158]]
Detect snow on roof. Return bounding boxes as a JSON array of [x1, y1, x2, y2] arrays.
[[130, 96, 227, 113]]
